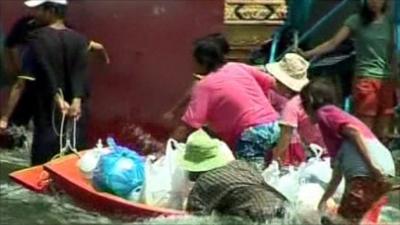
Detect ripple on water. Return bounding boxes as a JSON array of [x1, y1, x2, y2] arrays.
[[1, 127, 399, 225]]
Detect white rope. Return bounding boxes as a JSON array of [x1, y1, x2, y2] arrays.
[[52, 89, 64, 136], [59, 112, 66, 155], [51, 89, 80, 160], [58, 113, 80, 158]]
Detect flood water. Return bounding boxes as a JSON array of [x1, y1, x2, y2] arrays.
[[1, 129, 399, 225]]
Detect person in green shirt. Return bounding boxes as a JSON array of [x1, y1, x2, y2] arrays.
[[303, 0, 396, 144]]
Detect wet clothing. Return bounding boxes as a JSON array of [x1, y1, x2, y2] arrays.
[[23, 27, 89, 165], [338, 177, 391, 224], [187, 160, 287, 222], [182, 62, 278, 149]]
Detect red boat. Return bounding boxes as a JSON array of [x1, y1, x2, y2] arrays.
[[10, 152, 186, 219], [9, 165, 50, 193], [9, 151, 392, 223]]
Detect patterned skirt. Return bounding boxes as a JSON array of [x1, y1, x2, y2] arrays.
[[235, 122, 280, 170]]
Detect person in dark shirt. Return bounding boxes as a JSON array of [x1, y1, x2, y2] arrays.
[[1, 16, 42, 127], [0, 15, 109, 130], [178, 129, 287, 223], [4, 0, 89, 165]]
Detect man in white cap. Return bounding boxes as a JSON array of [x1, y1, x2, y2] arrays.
[[10, 0, 90, 165]]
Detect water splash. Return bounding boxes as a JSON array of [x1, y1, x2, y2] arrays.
[[380, 206, 400, 224], [1, 126, 399, 225], [0, 183, 115, 225]]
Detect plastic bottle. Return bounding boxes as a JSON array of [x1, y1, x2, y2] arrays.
[[79, 139, 108, 179]]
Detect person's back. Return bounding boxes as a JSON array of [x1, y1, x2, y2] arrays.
[[28, 26, 88, 103], [182, 37, 281, 168], [187, 62, 278, 147], [187, 160, 286, 222], [26, 26, 88, 165]]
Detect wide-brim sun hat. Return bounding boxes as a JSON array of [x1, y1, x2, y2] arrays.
[[178, 129, 235, 172], [25, 0, 68, 8], [266, 53, 310, 92]]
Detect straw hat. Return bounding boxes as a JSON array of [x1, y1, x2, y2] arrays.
[[178, 129, 234, 172], [266, 53, 310, 92]]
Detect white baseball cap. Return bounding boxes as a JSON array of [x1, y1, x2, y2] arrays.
[[25, 0, 68, 8]]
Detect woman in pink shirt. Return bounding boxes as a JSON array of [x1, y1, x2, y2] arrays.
[[300, 79, 395, 224], [162, 33, 230, 123], [171, 37, 280, 170]]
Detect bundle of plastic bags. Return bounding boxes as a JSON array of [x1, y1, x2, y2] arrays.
[[92, 138, 145, 201], [263, 161, 301, 202], [262, 144, 344, 206], [140, 139, 189, 210]]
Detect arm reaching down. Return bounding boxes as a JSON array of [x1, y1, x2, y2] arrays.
[[318, 165, 343, 212], [68, 39, 89, 119], [273, 125, 294, 163]]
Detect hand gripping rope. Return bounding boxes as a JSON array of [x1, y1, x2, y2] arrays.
[[51, 89, 80, 160]]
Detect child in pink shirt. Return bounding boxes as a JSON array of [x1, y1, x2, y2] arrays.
[[300, 79, 395, 224], [277, 95, 326, 166], [264, 53, 324, 166]]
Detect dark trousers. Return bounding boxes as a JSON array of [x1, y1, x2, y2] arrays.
[[31, 103, 89, 166], [9, 87, 34, 127]]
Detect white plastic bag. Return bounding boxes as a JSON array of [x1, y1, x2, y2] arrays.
[[263, 162, 303, 202], [140, 139, 189, 210], [301, 157, 332, 184], [296, 183, 325, 211], [262, 144, 345, 203], [300, 144, 345, 200], [274, 166, 302, 202], [262, 160, 280, 187]]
